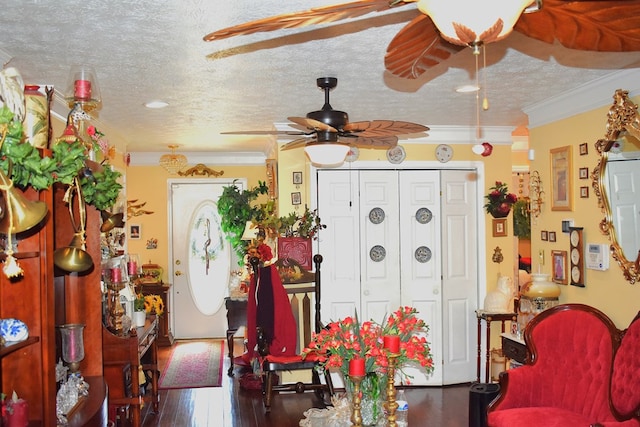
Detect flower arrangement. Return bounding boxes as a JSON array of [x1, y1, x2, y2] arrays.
[[302, 306, 434, 382], [143, 294, 164, 316], [278, 206, 327, 240], [484, 181, 518, 218], [246, 243, 273, 264]]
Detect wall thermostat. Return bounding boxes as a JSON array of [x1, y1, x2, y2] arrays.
[[586, 243, 610, 271]]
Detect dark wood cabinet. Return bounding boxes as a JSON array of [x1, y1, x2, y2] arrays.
[[225, 297, 248, 375], [501, 333, 528, 365], [135, 283, 174, 347], [102, 316, 159, 426]]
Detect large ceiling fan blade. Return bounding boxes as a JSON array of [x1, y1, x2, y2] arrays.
[[204, 0, 409, 42], [288, 116, 338, 132], [344, 120, 429, 136], [281, 137, 313, 151], [384, 14, 465, 79], [515, 0, 640, 51], [348, 135, 399, 148]]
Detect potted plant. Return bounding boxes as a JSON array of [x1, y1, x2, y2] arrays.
[[217, 180, 271, 263], [484, 181, 518, 218], [132, 294, 146, 327], [277, 206, 326, 271]]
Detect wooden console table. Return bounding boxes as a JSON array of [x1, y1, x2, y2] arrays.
[[102, 316, 159, 426], [225, 297, 248, 376], [501, 332, 528, 365], [475, 310, 517, 383]]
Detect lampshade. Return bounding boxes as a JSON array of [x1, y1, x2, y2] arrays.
[[160, 145, 188, 174], [64, 65, 101, 110], [304, 143, 350, 166], [417, 0, 534, 46], [241, 221, 259, 241]]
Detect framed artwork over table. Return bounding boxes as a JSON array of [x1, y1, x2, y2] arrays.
[[550, 146, 573, 211]]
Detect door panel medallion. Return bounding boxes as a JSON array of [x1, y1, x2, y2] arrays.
[[369, 245, 386, 262], [368, 207, 385, 224], [415, 207, 433, 224], [415, 246, 432, 263]]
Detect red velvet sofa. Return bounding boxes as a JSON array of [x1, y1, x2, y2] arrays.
[[487, 304, 640, 427]]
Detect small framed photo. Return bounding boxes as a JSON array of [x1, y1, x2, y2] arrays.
[[579, 167, 589, 179], [552, 250, 568, 285], [292, 171, 303, 185], [548, 231, 557, 242], [291, 192, 301, 205], [541, 230, 548, 241], [129, 224, 141, 240], [492, 218, 507, 237], [580, 186, 589, 198], [550, 146, 573, 211], [579, 143, 588, 156]]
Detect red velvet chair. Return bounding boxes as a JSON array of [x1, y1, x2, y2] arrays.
[[609, 311, 640, 424], [487, 304, 639, 427]]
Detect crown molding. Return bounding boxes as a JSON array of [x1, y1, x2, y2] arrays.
[[129, 151, 266, 166], [524, 69, 640, 128]]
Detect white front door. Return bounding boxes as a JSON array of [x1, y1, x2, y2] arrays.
[[169, 179, 240, 339]]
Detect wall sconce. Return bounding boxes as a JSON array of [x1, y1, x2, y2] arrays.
[[529, 170, 544, 218], [58, 323, 85, 375]]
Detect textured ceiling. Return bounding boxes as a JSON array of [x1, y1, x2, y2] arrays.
[[2, 0, 640, 158]]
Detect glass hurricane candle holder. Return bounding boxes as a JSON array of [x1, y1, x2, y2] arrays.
[[58, 324, 85, 374]]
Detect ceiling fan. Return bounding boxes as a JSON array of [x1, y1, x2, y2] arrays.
[[222, 77, 429, 163], [204, 0, 640, 80]]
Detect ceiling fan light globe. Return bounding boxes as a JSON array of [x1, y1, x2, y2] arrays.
[[417, 0, 533, 45], [304, 144, 350, 167]]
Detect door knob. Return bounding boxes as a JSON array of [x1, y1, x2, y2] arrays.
[[433, 288, 439, 295], [363, 290, 370, 296], [175, 270, 182, 276]]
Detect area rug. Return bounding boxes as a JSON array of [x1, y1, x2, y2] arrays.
[[159, 340, 224, 389]]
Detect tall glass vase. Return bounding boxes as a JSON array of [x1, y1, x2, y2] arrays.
[[345, 372, 385, 426]]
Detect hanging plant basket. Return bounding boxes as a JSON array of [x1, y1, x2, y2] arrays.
[[489, 207, 511, 218]]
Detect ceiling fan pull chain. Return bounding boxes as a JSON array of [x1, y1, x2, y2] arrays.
[[482, 45, 489, 111]]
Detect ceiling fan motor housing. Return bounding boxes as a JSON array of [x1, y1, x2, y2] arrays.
[[307, 76, 349, 132]]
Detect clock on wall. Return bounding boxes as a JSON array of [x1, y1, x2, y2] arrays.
[[569, 226, 585, 287], [435, 144, 453, 163]]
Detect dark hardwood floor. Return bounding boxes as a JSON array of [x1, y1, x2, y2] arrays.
[[139, 340, 472, 427]]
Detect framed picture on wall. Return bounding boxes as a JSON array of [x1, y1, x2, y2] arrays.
[[579, 143, 588, 155], [129, 224, 141, 240], [266, 159, 278, 199], [291, 192, 301, 205], [580, 186, 589, 198], [579, 167, 589, 179], [492, 218, 507, 237], [550, 146, 573, 211], [551, 250, 568, 285], [548, 231, 557, 242], [541, 230, 548, 241], [292, 171, 303, 185]]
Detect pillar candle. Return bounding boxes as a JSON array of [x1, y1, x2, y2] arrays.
[[74, 79, 91, 100], [6, 399, 28, 427], [349, 357, 365, 376], [111, 267, 122, 283], [127, 261, 137, 276], [384, 335, 401, 353]]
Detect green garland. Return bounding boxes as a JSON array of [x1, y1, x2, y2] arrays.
[[0, 106, 122, 210]]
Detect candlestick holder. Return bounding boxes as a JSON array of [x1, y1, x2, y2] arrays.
[[106, 281, 126, 334], [349, 374, 365, 427], [385, 353, 400, 427]]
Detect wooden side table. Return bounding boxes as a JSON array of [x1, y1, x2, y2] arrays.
[[475, 310, 517, 383], [136, 283, 174, 347]]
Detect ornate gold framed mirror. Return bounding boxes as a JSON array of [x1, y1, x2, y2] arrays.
[[592, 89, 640, 284]]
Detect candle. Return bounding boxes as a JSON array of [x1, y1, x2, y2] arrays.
[[127, 261, 137, 276], [74, 79, 91, 100], [349, 357, 365, 376], [384, 335, 400, 353], [6, 399, 28, 427], [111, 267, 122, 283]]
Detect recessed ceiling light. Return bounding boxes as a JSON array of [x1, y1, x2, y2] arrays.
[[144, 100, 169, 109], [455, 85, 480, 93]]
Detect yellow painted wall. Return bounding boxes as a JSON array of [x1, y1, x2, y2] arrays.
[[125, 165, 267, 283], [529, 96, 640, 328]]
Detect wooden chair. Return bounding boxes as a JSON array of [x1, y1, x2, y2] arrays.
[[249, 254, 333, 412]]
